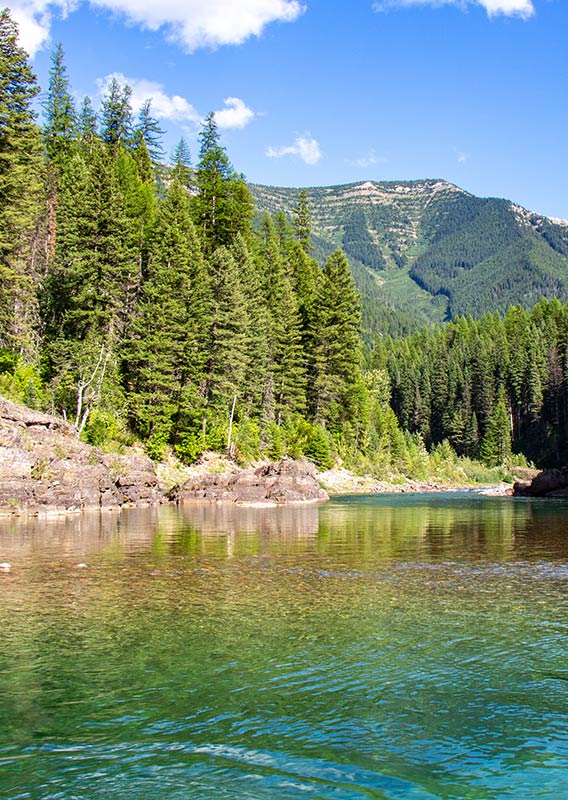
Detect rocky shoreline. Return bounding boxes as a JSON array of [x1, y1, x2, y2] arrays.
[[0, 398, 329, 514], [513, 467, 568, 498], [0, 396, 525, 515]]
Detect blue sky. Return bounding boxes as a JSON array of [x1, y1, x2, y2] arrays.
[[7, 0, 568, 219]]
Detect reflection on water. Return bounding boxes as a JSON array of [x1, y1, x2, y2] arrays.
[[1, 494, 568, 799]]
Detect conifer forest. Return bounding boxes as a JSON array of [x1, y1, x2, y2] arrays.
[[2, 8, 568, 477]]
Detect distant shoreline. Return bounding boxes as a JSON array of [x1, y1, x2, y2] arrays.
[[317, 467, 512, 497]]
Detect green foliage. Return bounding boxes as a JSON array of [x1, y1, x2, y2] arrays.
[[144, 427, 170, 462], [82, 409, 122, 447], [0, 358, 48, 410], [0, 10, 44, 354], [174, 430, 203, 465], [303, 424, 333, 469], [233, 417, 261, 463], [192, 112, 254, 255]]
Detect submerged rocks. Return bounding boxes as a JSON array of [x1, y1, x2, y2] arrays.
[[0, 396, 162, 514], [169, 458, 329, 506], [513, 467, 568, 498]]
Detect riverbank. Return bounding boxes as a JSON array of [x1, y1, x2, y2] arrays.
[[0, 396, 523, 514]]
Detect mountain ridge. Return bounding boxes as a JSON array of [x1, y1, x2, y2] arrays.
[[250, 178, 568, 339]]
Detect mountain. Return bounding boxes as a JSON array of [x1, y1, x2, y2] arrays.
[[250, 179, 568, 340]]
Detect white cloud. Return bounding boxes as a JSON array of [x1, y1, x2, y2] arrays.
[[98, 72, 202, 124], [6, 0, 305, 56], [98, 74, 257, 130], [456, 150, 470, 164], [91, 0, 306, 50], [266, 134, 322, 165], [373, 0, 534, 19], [6, 1, 76, 56], [214, 97, 255, 129], [346, 149, 387, 168]]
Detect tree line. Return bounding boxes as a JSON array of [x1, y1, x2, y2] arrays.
[[376, 299, 568, 467]]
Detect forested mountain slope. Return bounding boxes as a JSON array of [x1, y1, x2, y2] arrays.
[[251, 180, 568, 336]]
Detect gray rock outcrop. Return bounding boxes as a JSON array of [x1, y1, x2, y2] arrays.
[[513, 467, 568, 498], [169, 458, 329, 506], [0, 397, 162, 513]]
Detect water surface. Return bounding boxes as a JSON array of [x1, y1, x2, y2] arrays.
[[1, 494, 567, 799]]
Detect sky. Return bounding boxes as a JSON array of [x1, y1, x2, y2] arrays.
[[6, 0, 568, 219]]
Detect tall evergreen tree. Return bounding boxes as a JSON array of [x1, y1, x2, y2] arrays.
[[134, 99, 164, 162], [126, 178, 210, 444], [202, 247, 250, 427], [171, 137, 192, 188], [77, 96, 97, 152], [100, 78, 133, 153], [43, 43, 75, 162], [43, 43, 76, 266], [310, 250, 362, 430], [0, 9, 44, 354], [192, 112, 253, 255]]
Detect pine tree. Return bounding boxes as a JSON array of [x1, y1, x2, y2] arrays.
[[480, 394, 512, 466], [134, 99, 164, 162], [310, 250, 362, 430], [43, 43, 76, 162], [171, 137, 192, 188], [230, 234, 270, 416], [271, 276, 306, 423], [126, 179, 210, 443], [78, 97, 97, 147], [100, 78, 133, 153], [203, 247, 250, 419], [0, 9, 44, 354], [43, 43, 76, 267], [192, 112, 253, 255]]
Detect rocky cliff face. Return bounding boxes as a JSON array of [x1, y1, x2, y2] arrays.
[[169, 458, 329, 506], [0, 397, 162, 513]]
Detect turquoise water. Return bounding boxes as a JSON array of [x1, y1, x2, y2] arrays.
[[1, 494, 568, 799]]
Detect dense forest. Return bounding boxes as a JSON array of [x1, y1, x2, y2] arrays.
[[1, 9, 567, 477]]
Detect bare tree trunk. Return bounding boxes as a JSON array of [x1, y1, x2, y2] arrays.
[[75, 343, 110, 434], [227, 394, 237, 457]]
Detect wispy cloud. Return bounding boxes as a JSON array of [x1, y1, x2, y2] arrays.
[[6, 0, 306, 56], [346, 149, 387, 169], [373, 0, 534, 20], [456, 149, 470, 164], [266, 133, 322, 165], [98, 74, 256, 130]]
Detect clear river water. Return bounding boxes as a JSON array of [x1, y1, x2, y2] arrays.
[[1, 493, 568, 799]]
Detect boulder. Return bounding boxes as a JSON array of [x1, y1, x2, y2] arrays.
[[513, 466, 568, 497], [169, 458, 329, 506]]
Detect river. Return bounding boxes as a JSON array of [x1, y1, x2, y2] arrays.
[[1, 493, 567, 799]]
